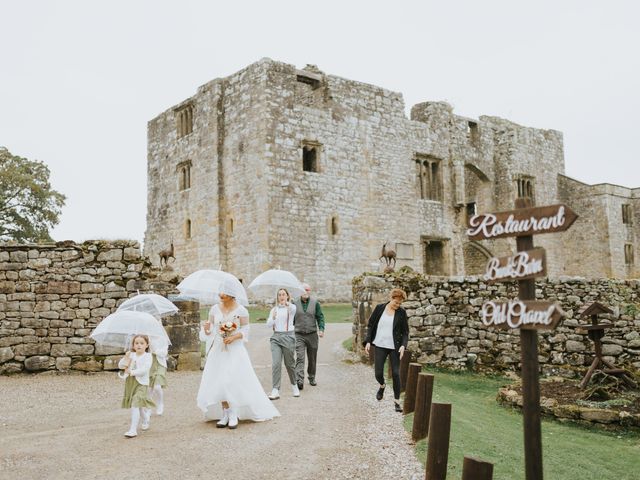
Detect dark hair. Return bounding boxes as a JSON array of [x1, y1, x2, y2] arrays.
[[131, 335, 150, 351]]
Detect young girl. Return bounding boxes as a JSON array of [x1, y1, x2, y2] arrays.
[[267, 288, 298, 400], [149, 339, 168, 415], [119, 335, 156, 437], [197, 290, 280, 429]]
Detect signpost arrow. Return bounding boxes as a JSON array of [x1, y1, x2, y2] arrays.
[[467, 204, 578, 241], [480, 300, 565, 330], [484, 248, 547, 283]]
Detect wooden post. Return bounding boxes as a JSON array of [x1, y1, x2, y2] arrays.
[[400, 350, 411, 392], [412, 373, 434, 441], [461, 456, 494, 480], [517, 231, 543, 480], [425, 403, 452, 480], [403, 363, 421, 414]]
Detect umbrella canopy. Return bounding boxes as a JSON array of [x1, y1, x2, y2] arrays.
[[90, 311, 171, 349], [117, 293, 179, 317], [177, 269, 249, 305], [248, 269, 305, 300]]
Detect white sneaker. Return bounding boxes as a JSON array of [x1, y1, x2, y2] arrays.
[[141, 421, 150, 431], [228, 408, 238, 429], [124, 430, 137, 438], [216, 408, 229, 428], [292, 384, 300, 397], [155, 404, 164, 416], [268, 388, 280, 400]]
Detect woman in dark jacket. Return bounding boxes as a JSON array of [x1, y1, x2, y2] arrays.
[[363, 288, 409, 412]]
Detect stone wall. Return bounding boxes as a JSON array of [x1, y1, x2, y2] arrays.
[[352, 272, 640, 377], [0, 240, 199, 375]]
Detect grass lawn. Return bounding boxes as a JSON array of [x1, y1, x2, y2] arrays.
[[403, 369, 640, 480], [200, 303, 353, 324]]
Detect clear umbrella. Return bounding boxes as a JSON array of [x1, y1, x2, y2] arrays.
[[177, 269, 249, 305], [117, 293, 179, 317], [90, 311, 171, 349], [248, 269, 305, 300]]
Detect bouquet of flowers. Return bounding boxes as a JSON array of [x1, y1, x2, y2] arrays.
[[219, 320, 238, 351]]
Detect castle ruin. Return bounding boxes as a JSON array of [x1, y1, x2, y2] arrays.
[[144, 58, 639, 300]]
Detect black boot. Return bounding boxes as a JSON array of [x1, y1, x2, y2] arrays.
[[376, 385, 385, 401]]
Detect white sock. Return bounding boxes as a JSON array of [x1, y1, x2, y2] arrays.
[[153, 386, 164, 411], [142, 408, 151, 425], [129, 408, 140, 432]]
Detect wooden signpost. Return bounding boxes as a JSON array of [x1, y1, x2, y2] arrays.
[[467, 199, 577, 480]]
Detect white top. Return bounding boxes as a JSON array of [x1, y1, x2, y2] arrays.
[[118, 351, 153, 386], [373, 310, 395, 349], [266, 303, 297, 332], [200, 304, 251, 347]]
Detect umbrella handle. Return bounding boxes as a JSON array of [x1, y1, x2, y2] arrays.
[[118, 371, 129, 380]]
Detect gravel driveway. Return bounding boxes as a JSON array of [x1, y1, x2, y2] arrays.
[[0, 323, 422, 480]]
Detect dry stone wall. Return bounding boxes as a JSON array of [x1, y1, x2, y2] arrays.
[[352, 272, 640, 377], [0, 241, 198, 375]]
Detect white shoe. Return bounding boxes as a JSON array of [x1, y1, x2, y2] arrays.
[[292, 384, 300, 397], [268, 388, 280, 400], [141, 421, 150, 431], [124, 430, 137, 438], [228, 408, 238, 429], [216, 408, 229, 428], [156, 404, 164, 416]]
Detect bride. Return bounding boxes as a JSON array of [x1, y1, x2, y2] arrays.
[[197, 288, 280, 429]]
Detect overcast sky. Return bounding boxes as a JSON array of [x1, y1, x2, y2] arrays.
[[1, 1, 638, 244]]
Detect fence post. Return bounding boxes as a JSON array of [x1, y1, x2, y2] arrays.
[[403, 363, 422, 414], [425, 403, 452, 480], [400, 350, 411, 392], [412, 373, 434, 441], [461, 456, 494, 480]]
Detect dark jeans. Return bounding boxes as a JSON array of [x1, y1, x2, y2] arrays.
[[373, 345, 401, 400]]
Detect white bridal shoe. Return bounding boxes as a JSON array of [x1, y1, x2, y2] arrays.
[[217, 408, 229, 428], [228, 408, 238, 429], [268, 388, 280, 400], [291, 384, 300, 397]]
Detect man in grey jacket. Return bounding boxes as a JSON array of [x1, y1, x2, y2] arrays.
[[294, 283, 325, 390]]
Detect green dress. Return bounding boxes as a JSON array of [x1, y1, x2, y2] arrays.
[[149, 353, 168, 388], [122, 375, 156, 409]]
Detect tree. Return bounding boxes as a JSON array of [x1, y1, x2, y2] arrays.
[[0, 147, 66, 243]]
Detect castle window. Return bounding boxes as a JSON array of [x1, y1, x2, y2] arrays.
[[622, 204, 632, 224], [515, 175, 535, 204], [302, 141, 321, 172], [467, 121, 479, 144], [296, 70, 321, 90], [625, 244, 634, 265], [175, 104, 194, 138], [422, 238, 448, 275], [185, 219, 192, 240], [466, 202, 477, 221], [177, 161, 192, 191], [415, 154, 442, 201], [330, 216, 339, 236]]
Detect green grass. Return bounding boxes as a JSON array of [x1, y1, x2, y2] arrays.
[[342, 337, 353, 351], [403, 369, 640, 480], [200, 303, 353, 324]]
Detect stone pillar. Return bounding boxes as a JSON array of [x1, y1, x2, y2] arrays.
[[163, 300, 201, 371]]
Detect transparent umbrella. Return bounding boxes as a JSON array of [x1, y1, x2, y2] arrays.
[[90, 311, 171, 349], [117, 293, 179, 317], [248, 269, 305, 300], [177, 269, 249, 305]]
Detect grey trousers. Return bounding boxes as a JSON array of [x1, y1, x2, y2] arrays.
[[295, 332, 319, 384], [270, 332, 296, 390]]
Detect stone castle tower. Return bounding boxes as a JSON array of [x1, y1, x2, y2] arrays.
[[144, 58, 639, 300]]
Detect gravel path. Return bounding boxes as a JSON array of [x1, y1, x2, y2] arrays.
[[0, 323, 423, 480]]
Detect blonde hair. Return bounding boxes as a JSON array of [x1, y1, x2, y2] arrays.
[[390, 288, 407, 301], [130, 335, 150, 351]]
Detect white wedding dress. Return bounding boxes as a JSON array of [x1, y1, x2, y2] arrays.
[[196, 304, 280, 422]]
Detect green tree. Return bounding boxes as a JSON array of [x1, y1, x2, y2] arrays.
[[0, 147, 66, 242]]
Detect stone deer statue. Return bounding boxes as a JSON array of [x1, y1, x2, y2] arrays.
[[379, 242, 396, 268], [158, 239, 175, 268]]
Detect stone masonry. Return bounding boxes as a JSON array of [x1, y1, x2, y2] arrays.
[[145, 58, 639, 301], [353, 272, 640, 377], [0, 240, 199, 375]]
